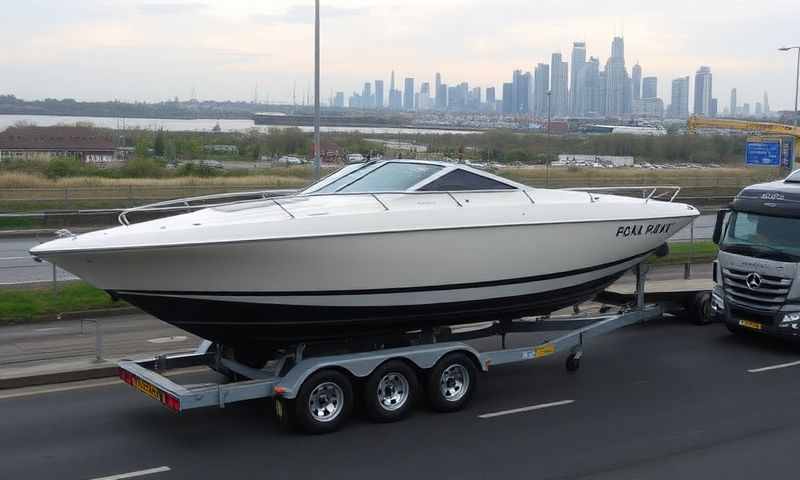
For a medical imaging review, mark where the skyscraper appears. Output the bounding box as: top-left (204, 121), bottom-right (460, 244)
top-left (632, 63), bottom-right (642, 101)
top-left (693, 66), bottom-right (713, 115)
top-left (604, 37), bottom-right (629, 116)
top-left (576, 56), bottom-right (602, 116)
top-left (502, 82), bottom-right (513, 114)
top-left (533, 63), bottom-right (550, 117)
top-left (511, 70), bottom-right (530, 113)
top-left (570, 42), bottom-right (586, 115)
top-left (374, 80), bottom-right (384, 108)
top-left (642, 76), bottom-right (657, 99)
top-left (670, 76), bottom-right (690, 118)
top-left (334, 91), bottom-right (344, 108)
top-left (730, 88), bottom-right (737, 117)
top-left (403, 78), bottom-right (415, 110)
top-left (486, 86), bottom-right (496, 105)
top-left (434, 73), bottom-right (443, 110)
top-left (436, 83), bottom-right (448, 110)
top-left (362, 82), bottom-right (373, 108)
top-left (419, 82), bottom-right (431, 110)
top-left (551, 53), bottom-right (568, 116)
top-left (763, 92), bottom-right (770, 113)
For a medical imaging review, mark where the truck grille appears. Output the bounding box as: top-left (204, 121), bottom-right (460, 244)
top-left (723, 268), bottom-right (792, 312)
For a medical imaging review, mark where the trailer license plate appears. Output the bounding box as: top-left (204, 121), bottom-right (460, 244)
top-left (739, 320), bottom-right (763, 331)
top-left (132, 376), bottom-right (163, 401)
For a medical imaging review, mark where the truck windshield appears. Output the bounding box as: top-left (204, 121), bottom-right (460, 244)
top-left (720, 211), bottom-right (800, 262)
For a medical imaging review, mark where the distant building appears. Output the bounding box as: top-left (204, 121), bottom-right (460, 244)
top-left (533, 63), bottom-right (550, 117)
top-left (374, 80), bottom-right (384, 108)
top-left (334, 92), bottom-right (345, 108)
top-left (632, 63), bottom-right (642, 101)
top-left (502, 82), bottom-right (513, 114)
top-left (730, 88), bottom-right (737, 117)
top-left (634, 98), bottom-right (665, 118)
top-left (604, 37), bottom-right (630, 116)
top-left (436, 83), bottom-right (448, 109)
top-left (512, 70), bottom-right (530, 114)
top-left (569, 42), bottom-right (586, 115)
top-left (763, 92), bottom-right (770, 113)
top-left (486, 87), bottom-right (496, 109)
top-left (669, 76), bottom-right (690, 118)
top-left (693, 66), bottom-right (713, 115)
top-left (710, 98), bottom-right (718, 117)
top-left (755, 102), bottom-right (763, 115)
top-left (550, 53), bottom-right (568, 116)
top-left (743, 103), bottom-right (751, 116)
top-left (0, 126), bottom-right (116, 163)
top-left (403, 78), bottom-right (415, 111)
top-left (362, 82), bottom-right (373, 108)
top-left (642, 76), bottom-right (657, 99)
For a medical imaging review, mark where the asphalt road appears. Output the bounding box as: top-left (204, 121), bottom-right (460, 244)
top-left (0, 236), bottom-right (76, 284)
top-left (1, 317), bottom-right (799, 480)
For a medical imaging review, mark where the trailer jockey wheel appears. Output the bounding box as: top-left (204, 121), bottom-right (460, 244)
top-left (294, 369), bottom-right (354, 434)
top-left (272, 397), bottom-right (294, 432)
top-left (566, 353), bottom-right (581, 372)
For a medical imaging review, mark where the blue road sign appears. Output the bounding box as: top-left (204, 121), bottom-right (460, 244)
top-left (746, 139), bottom-right (781, 166)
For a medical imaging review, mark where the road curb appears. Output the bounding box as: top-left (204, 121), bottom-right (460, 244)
top-left (0, 364), bottom-right (119, 390)
top-left (0, 307), bottom-right (141, 326)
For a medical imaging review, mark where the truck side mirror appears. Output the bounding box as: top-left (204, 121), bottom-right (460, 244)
top-left (712, 208), bottom-right (730, 245)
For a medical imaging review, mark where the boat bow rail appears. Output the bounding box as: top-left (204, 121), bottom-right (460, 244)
top-left (564, 186), bottom-right (682, 203)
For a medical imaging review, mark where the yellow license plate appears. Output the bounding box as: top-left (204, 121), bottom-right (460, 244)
top-left (132, 376), bottom-right (163, 401)
top-left (739, 320), bottom-right (763, 331)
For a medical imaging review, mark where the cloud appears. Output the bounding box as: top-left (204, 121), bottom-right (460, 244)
top-left (250, 5), bottom-right (363, 25)
top-left (137, 2), bottom-right (208, 16)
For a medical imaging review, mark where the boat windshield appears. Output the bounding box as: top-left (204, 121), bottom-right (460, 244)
top-left (720, 211), bottom-right (800, 262)
top-left (309, 162), bottom-right (444, 194)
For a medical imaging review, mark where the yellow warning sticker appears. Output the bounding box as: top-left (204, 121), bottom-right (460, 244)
top-left (535, 344), bottom-right (556, 357)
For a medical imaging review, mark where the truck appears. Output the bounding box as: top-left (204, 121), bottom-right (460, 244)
top-left (710, 169), bottom-right (800, 336)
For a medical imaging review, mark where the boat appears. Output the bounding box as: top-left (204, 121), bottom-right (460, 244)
top-left (30, 160), bottom-right (699, 350)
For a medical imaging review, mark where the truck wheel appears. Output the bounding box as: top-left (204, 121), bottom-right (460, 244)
top-left (364, 360), bottom-right (419, 423)
top-left (294, 369), bottom-right (353, 434)
top-left (427, 352), bottom-right (478, 413)
top-left (690, 292), bottom-right (713, 325)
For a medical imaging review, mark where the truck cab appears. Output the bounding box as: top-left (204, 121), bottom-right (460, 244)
top-left (711, 170), bottom-right (800, 336)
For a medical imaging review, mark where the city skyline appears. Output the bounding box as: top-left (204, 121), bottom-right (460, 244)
top-left (0, 0), bottom-right (797, 111)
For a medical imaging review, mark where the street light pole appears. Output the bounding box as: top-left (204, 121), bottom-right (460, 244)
top-left (779, 46), bottom-right (800, 171)
top-left (313, 0), bottom-right (321, 179)
top-left (546, 90), bottom-right (552, 186)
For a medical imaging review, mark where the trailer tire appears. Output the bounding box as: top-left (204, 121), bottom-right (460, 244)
top-left (363, 360), bottom-right (419, 423)
top-left (427, 352), bottom-right (478, 413)
top-left (294, 369), bottom-right (353, 434)
top-left (690, 292), bottom-right (713, 325)
top-left (566, 354), bottom-right (581, 372)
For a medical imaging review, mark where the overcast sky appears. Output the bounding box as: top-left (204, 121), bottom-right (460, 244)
top-left (1, 0), bottom-right (798, 110)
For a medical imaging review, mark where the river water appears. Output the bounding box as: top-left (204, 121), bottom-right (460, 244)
top-left (0, 114), bottom-right (475, 135)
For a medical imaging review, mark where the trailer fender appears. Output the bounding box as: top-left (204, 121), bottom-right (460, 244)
top-left (273, 342), bottom-right (483, 399)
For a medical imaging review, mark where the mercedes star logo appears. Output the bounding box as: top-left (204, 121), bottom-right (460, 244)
top-left (745, 272), bottom-right (762, 290)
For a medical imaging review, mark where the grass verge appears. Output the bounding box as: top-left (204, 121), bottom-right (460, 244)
top-left (649, 240), bottom-right (718, 265)
top-left (0, 281), bottom-right (126, 325)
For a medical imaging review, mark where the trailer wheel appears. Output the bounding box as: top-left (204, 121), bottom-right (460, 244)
top-left (427, 353), bottom-right (478, 413)
top-left (294, 369), bottom-right (353, 434)
top-left (364, 360), bottom-right (419, 423)
top-left (690, 292), bottom-right (713, 326)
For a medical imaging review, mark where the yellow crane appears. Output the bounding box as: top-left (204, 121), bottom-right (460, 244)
top-left (687, 115), bottom-right (799, 168)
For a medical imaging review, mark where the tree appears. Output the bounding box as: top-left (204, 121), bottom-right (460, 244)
top-left (153, 130), bottom-right (166, 157)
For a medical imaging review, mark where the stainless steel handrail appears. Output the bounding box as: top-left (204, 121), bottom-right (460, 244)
top-left (563, 186), bottom-right (682, 203)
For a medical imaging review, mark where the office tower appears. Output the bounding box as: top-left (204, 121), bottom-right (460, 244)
top-left (436, 83), bottom-right (448, 109)
top-left (730, 88), bottom-right (737, 117)
top-left (669, 76), bottom-right (690, 118)
top-left (403, 78), bottom-right (415, 110)
top-left (632, 63), bottom-right (642, 101)
top-left (743, 103), bottom-right (750, 116)
top-left (533, 63), bottom-right (550, 117)
top-left (763, 92), bottom-right (770, 113)
top-left (434, 73), bottom-right (443, 109)
top-left (486, 86), bottom-right (496, 105)
top-left (642, 76), bottom-right (657, 99)
top-left (604, 37), bottom-right (629, 116)
top-left (755, 102), bottom-right (763, 115)
top-left (334, 91), bottom-right (344, 108)
top-left (390, 70), bottom-right (395, 94)
top-left (693, 66), bottom-right (713, 115)
top-left (374, 80), bottom-right (384, 108)
top-left (551, 53), bottom-right (568, 116)
top-left (502, 82), bottom-right (513, 114)
top-left (710, 98), bottom-right (718, 116)
top-left (576, 56), bottom-right (601, 116)
top-left (362, 82), bottom-right (373, 108)
top-left (419, 82), bottom-right (431, 110)
top-left (570, 42), bottom-right (586, 115)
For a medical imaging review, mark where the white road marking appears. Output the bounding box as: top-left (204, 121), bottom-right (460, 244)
top-left (90, 466), bottom-right (170, 480)
top-left (748, 359), bottom-right (800, 373)
top-left (478, 399), bottom-right (575, 419)
top-left (0, 366), bottom-right (209, 400)
top-left (147, 336), bottom-right (188, 344)
top-left (34, 327), bottom-right (65, 333)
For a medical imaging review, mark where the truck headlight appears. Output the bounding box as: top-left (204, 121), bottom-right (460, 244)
top-left (781, 312), bottom-right (800, 324)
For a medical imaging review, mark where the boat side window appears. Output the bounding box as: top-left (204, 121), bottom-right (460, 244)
top-left (311, 163), bottom-right (381, 193)
top-left (787, 171), bottom-right (800, 183)
top-left (418, 169), bottom-right (516, 191)
top-left (336, 163), bottom-right (443, 193)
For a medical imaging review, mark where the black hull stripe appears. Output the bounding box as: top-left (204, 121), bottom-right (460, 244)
top-left (116, 248), bottom-right (654, 297)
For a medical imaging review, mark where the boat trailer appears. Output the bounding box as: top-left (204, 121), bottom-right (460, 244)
top-left (117, 264), bottom-right (680, 433)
